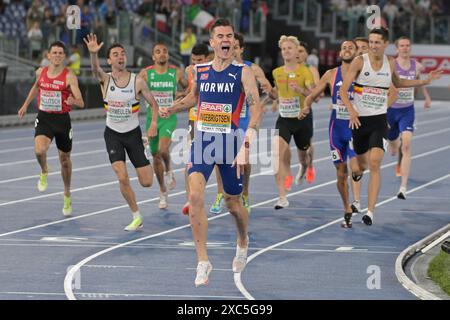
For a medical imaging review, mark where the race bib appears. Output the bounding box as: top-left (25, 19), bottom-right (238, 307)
top-left (197, 102), bottom-right (232, 133)
top-left (333, 103), bottom-right (350, 120)
top-left (107, 100), bottom-right (132, 123)
top-left (40, 90), bottom-right (62, 112)
top-left (153, 91), bottom-right (174, 108)
top-left (396, 87), bottom-right (414, 105)
top-left (359, 87), bottom-right (388, 110)
top-left (279, 97), bottom-right (300, 118)
top-left (331, 149), bottom-right (341, 162)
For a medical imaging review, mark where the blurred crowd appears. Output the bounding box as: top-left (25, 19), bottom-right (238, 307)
top-left (0, 0), bottom-right (268, 62)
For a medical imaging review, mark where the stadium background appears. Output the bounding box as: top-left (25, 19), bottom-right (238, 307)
top-left (0, 0), bottom-right (449, 116)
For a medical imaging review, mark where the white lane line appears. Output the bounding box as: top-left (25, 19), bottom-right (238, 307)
top-left (234, 172), bottom-right (450, 300)
top-left (1, 120), bottom-right (449, 201)
top-left (63, 147), bottom-right (450, 300)
top-left (0, 291), bottom-right (242, 299)
top-left (1, 135), bottom-right (448, 237)
top-left (0, 156), bottom-right (318, 237)
top-left (0, 129), bottom-right (290, 183)
top-left (0, 240), bottom-right (401, 254)
top-left (0, 137), bottom-right (111, 154)
top-left (0, 150), bottom-right (105, 167)
top-left (0, 163), bottom-right (112, 184)
top-left (0, 137), bottom-right (331, 205)
top-left (2, 108), bottom-right (447, 163)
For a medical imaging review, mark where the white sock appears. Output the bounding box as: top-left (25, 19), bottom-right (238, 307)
top-left (132, 211), bottom-right (141, 219)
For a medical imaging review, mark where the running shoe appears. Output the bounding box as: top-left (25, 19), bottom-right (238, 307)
top-left (341, 212), bottom-right (353, 228)
top-left (395, 164), bottom-right (401, 177)
top-left (37, 172), bottom-right (48, 192)
top-left (242, 194), bottom-right (251, 214)
top-left (284, 175), bottom-right (294, 191)
top-left (182, 201), bottom-right (190, 216)
top-left (62, 195), bottom-right (72, 217)
top-left (362, 211), bottom-right (374, 226)
top-left (232, 236), bottom-right (249, 273)
top-left (195, 261), bottom-right (213, 287)
top-left (274, 197), bottom-right (289, 210)
top-left (159, 191), bottom-right (169, 209)
top-left (351, 200), bottom-right (361, 213)
top-left (166, 171), bottom-right (176, 190)
top-left (210, 193), bottom-right (224, 214)
top-left (124, 216), bottom-right (143, 231)
top-left (305, 166), bottom-right (315, 184)
top-left (397, 186), bottom-right (406, 200)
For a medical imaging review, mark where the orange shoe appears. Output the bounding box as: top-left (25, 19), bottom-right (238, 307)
top-left (284, 175), bottom-right (294, 191)
top-left (306, 167), bottom-right (315, 184)
top-left (182, 202), bottom-right (189, 216)
top-left (395, 164), bottom-right (401, 177)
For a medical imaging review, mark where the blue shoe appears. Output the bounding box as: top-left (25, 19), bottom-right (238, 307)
top-left (209, 193), bottom-right (224, 214)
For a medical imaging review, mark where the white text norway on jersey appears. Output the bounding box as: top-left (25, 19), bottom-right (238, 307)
top-left (199, 82), bottom-right (235, 93)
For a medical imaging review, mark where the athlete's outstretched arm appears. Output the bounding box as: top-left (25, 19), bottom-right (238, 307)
top-left (340, 56), bottom-right (363, 129)
top-left (417, 61), bottom-right (432, 108)
top-left (301, 69), bottom-right (334, 118)
top-left (163, 69), bottom-right (198, 117)
top-left (66, 71), bottom-right (85, 108)
top-left (136, 77), bottom-right (158, 138)
top-left (83, 33), bottom-right (108, 84)
top-left (251, 63), bottom-right (272, 94)
top-left (390, 57), bottom-right (443, 88)
top-left (18, 68), bottom-right (42, 118)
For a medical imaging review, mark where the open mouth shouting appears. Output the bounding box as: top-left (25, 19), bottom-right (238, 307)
top-left (221, 44), bottom-right (231, 56)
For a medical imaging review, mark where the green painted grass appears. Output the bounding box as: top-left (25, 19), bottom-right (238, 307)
top-left (428, 250), bottom-right (450, 296)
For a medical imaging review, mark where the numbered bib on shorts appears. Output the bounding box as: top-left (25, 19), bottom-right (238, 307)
top-left (40, 90), bottom-right (62, 112)
top-left (153, 91), bottom-right (174, 108)
top-left (331, 149), bottom-right (342, 162)
top-left (107, 100), bottom-right (132, 123)
top-left (333, 103), bottom-right (350, 120)
top-left (197, 102), bottom-right (232, 133)
top-left (359, 87), bottom-right (388, 110)
top-left (279, 97), bottom-right (300, 118)
top-left (396, 87), bottom-right (414, 105)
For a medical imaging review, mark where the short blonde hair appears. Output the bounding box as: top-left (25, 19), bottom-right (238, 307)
top-left (278, 35), bottom-right (300, 48)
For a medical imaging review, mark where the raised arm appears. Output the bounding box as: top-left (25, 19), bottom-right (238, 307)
top-left (18, 68), bottom-right (42, 118)
top-left (300, 69), bottom-right (334, 119)
top-left (83, 33), bottom-right (108, 84)
top-left (305, 69), bottom-right (334, 108)
top-left (390, 57), bottom-right (442, 88)
top-left (340, 56), bottom-right (363, 129)
top-left (66, 71), bottom-right (85, 108)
